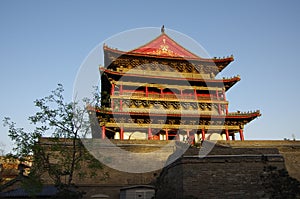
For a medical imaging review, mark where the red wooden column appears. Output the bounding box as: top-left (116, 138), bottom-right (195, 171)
top-left (201, 128), bottom-right (205, 141)
top-left (160, 88), bottom-right (164, 98)
top-left (120, 84), bottom-right (123, 95)
top-left (194, 89), bottom-right (197, 100)
top-left (190, 132), bottom-right (195, 145)
top-left (225, 128), bottom-right (230, 141)
top-left (148, 127), bottom-right (152, 140)
top-left (222, 89), bottom-right (226, 100)
top-left (111, 99), bottom-right (114, 110)
top-left (239, 129), bottom-right (245, 141)
top-left (120, 100), bottom-right (123, 111)
top-left (111, 84), bottom-right (115, 95)
top-left (165, 129), bottom-right (169, 141)
top-left (101, 126), bottom-right (106, 139)
top-left (145, 85), bottom-right (148, 97)
top-left (216, 90), bottom-right (221, 115)
top-left (186, 130), bottom-right (195, 143)
top-left (111, 84), bottom-right (115, 110)
top-left (186, 129), bottom-right (190, 138)
top-left (222, 89), bottom-right (228, 115)
top-left (120, 84), bottom-right (123, 111)
top-left (120, 127), bottom-right (124, 140)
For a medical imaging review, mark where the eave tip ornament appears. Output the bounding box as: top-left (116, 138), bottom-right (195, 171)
top-left (161, 25), bottom-right (165, 33)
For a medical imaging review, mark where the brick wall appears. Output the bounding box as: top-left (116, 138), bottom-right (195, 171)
top-left (155, 143), bottom-right (287, 199)
top-left (37, 139), bottom-right (300, 199)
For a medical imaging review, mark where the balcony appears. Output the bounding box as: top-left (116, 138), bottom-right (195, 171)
top-left (113, 91), bottom-right (223, 101)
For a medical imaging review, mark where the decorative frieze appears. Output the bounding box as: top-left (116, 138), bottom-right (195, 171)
top-left (107, 56), bottom-right (222, 76)
top-left (111, 98), bottom-right (223, 113)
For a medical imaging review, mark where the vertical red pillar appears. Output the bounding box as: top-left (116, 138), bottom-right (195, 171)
top-left (101, 126), bottom-right (106, 139)
top-left (201, 128), bottom-right (205, 141)
top-left (190, 133), bottom-right (195, 145)
top-left (120, 84), bottom-right (123, 111)
top-left (120, 127), bottom-right (124, 140)
top-left (160, 88), bottom-right (164, 98)
top-left (148, 127), bottom-right (152, 140)
top-left (111, 84), bottom-right (115, 96)
top-left (186, 130), bottom-right (190, 137)
top-left (111, 99), bottom-right (114, 110)
top-left (180, 89), bottom-right (183, 99)
top-left (165, 129), bottom-right (168, 141)
top-left (239, 129), bottom-right (244, 141)
top-left (145, 86), bottom-right (148, 97)
top-left (120, 99), bottom-right (123, 111)
top-left (222, 89), bottom-right (227, 100)
top-left (194, 89), bottom-right (197, 100)
top-left (186, 130), bottom-right (191, 143)
top-left (225, 128), bottom-right (230, 141)
top-left (216, 90), bottom-right (221, 115)
top-left (111, 84), bottom-right (114, 110)
top-left (110, 84), bottom-right (115, 110)
top-left (222, 89), bottom-right (228, 115)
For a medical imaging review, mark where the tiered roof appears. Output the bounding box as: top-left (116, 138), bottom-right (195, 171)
top-left (103, 32), bottom-right (234, 75)
top-left (95, 28), bottom-right (261, 141)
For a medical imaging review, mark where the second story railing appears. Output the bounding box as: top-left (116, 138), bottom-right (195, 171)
top-left (113, 91), bottom-right (224, 101)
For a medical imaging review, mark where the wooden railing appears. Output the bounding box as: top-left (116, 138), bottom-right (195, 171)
top-left (114, 92), bottom-right (223, 101)
top-left (122, 68), bottom-right (211, 79)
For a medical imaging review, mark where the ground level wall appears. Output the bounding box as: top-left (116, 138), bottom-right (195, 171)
top-left (156, 140), bottom-right (300, 199)
top-left (217, 140), bottom-right (300, 181)
top-left (3, 140), bottom-right (299, 199)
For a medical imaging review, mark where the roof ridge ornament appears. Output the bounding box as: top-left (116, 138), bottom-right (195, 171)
top-left (161, 25), bottom-right (165, 33)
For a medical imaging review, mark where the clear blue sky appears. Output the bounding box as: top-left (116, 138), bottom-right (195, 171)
top-left (1, 0), bottom-right (300, 153)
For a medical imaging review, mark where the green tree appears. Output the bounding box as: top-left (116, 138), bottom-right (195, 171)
top-left (3, 84), bottom-right (105, 198)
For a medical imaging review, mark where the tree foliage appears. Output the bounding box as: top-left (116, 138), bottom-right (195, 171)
top-left (3, 84), bottom-right (105, 197)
